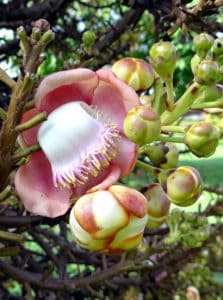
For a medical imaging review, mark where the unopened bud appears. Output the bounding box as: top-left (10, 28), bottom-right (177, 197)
top-left (124, 106), bottom-right (161, 146)
top-left (185, 121), bottom-right (220, 157)
top-left (193, 33), bottom-right (214, 59)
top-left (166, 166), bottom-right (203, 207)
top-left (112, 57), bottom-right (154, 91)
top-left (149, 41), bottom-right (177, 80)
top-left (69, 185), bottom-right (148, 253)
top-left (195, 60), bottom-right (220, 85)
top-left (143, 183), bottom-right (170, 229)
top-left (143, 142), bottom-right (179, 169)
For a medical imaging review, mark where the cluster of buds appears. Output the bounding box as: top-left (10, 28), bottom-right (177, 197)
top-left (14, 30), bottom-right (223, 254)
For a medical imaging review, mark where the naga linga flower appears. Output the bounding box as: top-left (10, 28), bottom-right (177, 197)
top-left (38, 101), bottom-right (120, 189)
top-left (15, 68), bottom-right (140, 218)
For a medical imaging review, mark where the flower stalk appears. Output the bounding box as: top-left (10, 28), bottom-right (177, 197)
top-left (16, 112), bottom-right (47, 132)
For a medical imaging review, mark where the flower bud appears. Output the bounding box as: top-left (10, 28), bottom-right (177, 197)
top-left (124, 106), bottom-right (161, 146)
top-left (212, 38), bottom-right (223, 57)
top-left (143, 142), bottom-right (179, 169)
top-left (185, 121), bottom-right (220, 157)
top-left (143, 183), bottom-right (170, 229)
top-left (139, 95), bottom-right (153, 106)
top-left (69, 185), bottom-right (148, 253)
top-left (149, 41), bottom-right (177, 80)
top-left (166, 166), bottom-right (203, 207)
top-left (82, 30), bottom-right (95, 48)
top-left (195, 60), bottom-right (220, 85)
top-left (191, 54), bottom-right (201, 75)
top-left (112, 57), bottom-right (154, 91)
top-left (193, 33), bottom-right (214, 59)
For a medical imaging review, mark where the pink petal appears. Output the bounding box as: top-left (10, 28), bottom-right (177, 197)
top-left (93, 69), bottom-right (140, 132)
top-left (15, 152), bottom-right (72, 218)
top-left (20, 108), bottom-right (41, 146)
top-left (73, 164), bottom-right (121, 198)
top-left (86, 164), bottom-right (121, 193)
top-left (112, 134), bottom-right (138, 177)
top-left (35, 69), bottom-right (99, 114)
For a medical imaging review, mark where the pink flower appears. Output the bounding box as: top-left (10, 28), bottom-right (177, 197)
top-left (15, 68), bottom-right (140, 218)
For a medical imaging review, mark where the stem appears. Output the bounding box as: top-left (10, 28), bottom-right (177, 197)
top-left (0, 67), bottom-right (16, 89)
top-left (12, 143), bottom-right (41, 161)
top-left (161, 125), bottom-right (185, 133)
top-left (191, 98), bottom-right (223, 109)
top-left (0, 185), bottom-right (12, 202)
top-left (153, 77), bottom-right (163, 112)
top-left (15, 112), bottom-right (47, 132)
top-left (165, 78), bottom-right (174, 111)
top-left (157, 134), bottom-right (184, 143)
top-left (136, 160), bottom-right (159, 174)
top-left (193, 84), bottom-right (223, 104)
top-left (160, 82), bottom-right (203, 125)
top-left (0, 25), bottom-right (54, 189)
top-left (0, 230), bottom-right (25, 242)
top-left (0, 108), bottom-right (7, 121)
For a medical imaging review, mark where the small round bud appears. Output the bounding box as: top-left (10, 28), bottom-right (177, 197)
top-left (149, 41), bottom-right (177, 80)
top-left (212, 38), bottom-right (223, 57)
top-left (195, 60), bottom-right (220, 85)
top-left (193, 33), bottom-right (214, 59)
top-left (166, 166), bottom-right (203, 207)
top-left (143, 183), bottom-right (170, 229)
top-left (69, 185), bottom-right (148, 253)
top-left (112, 57), bottom-right (154, 91)
top-left (139, 95), bottom-right (153, 106)
top-left (191, 54), bottom-right (201, 75)
top-left (143, 142), bottom-right (179, 169)
top-left (185, 121), bottom-right (220, 157)
top-left (124, 106), bottom-right (161, 146)
top-left (82, 30), bottom-right (95, 49)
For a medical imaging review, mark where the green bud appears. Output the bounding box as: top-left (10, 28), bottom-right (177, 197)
top-left (212, 38), bottom-right (223, 57)
top-left (166, 166), bottom-right (203, 207)
top-left (143, 183), bottom-right (170, 229)
top-left (193, 33), bottom-right (214, 59)
top-left (143, 142), bottom-right (179, 169)
top-left (112, 57), bottom-right (154, 91)
top-left (191, 54), bottom-right (201, 75)
top-left (82, 30), bottom-right (95, 49)
top-left (185, 121), bottom-right (220, 157)
top-left (195, 60), bottom-right (220, 85)
top-left (124, 106), bottom-right (161, 146)
top-left (149, 41), bottom-right (177, 81)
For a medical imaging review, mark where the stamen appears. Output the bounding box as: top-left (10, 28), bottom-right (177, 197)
top-left (38, 101), bottom-right (120, 189)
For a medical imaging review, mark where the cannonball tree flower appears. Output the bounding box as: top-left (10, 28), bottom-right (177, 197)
top-left (69, 185), bottom-right (148, 253)
top-left (15, 69), bottom-right (140, 218)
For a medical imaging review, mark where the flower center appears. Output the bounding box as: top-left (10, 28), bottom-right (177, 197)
top-left (38, 101), bottom-right (120, 188)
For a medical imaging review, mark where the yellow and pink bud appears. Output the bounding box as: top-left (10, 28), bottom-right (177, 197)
top-left (112, 57), bottom-right (154, 91)
top-left (166, 166), bottom-right (203, 207)
top-left (69, 185), bottom-right (148, 253)
top-left (124, 106), bottom-right (161, 146)
top-left (143, 183), bottom-right (170, 229)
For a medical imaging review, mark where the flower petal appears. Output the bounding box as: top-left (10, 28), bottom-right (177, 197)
top-left (19, 108), bottom-right (41, 146)
top-left (93, 69), bottom-right (140, 132)
top-left (112, 134), bottom-right (138, 177)
top-left (72, 164), bottom-right (120, 198)
top-left (15, 152), bottom-right (72, 218)
top-left (35, 69), bottom-right (99, 114)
